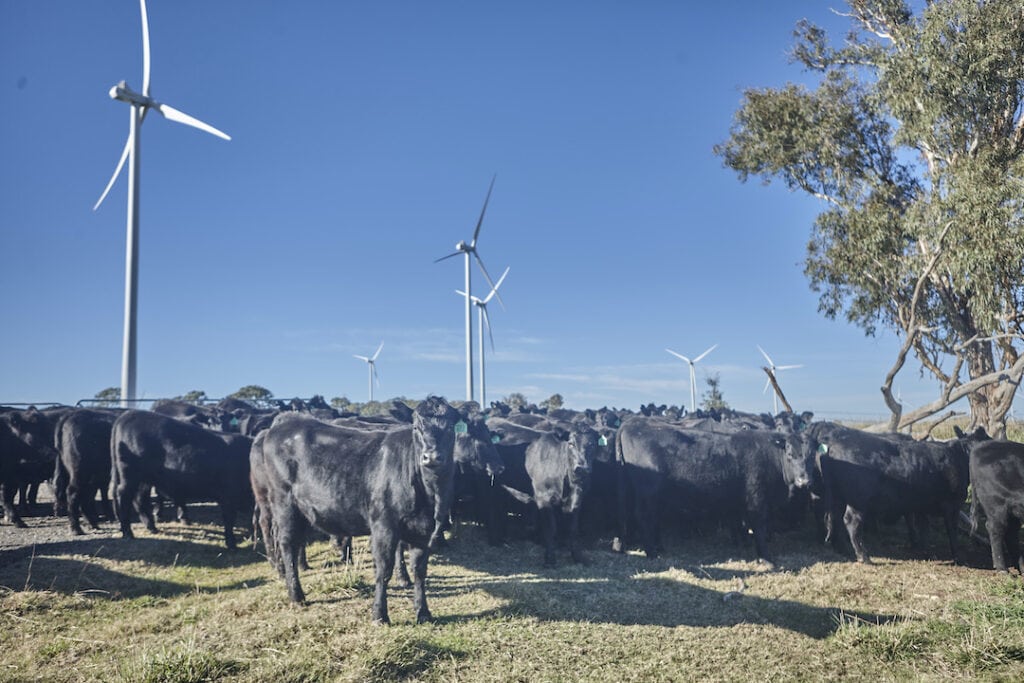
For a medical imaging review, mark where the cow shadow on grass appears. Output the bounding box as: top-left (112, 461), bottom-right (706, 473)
top-left (426, 527), bottom-right (901, 639)
top-left (0, 550), bottom-right (268, 600)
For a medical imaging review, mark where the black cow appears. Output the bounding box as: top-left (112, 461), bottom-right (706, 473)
top-left (151, 399), bottom-right (234, 432)
top-left (802, 423), bottom-right (988, 564)
top-left (52, 408), bottom-right (118, 535)
top-left (500, 422), bottom-right (602, 566)
top-left (258, 396), bottom-right (461, 624)
top-left (969, 439), bottom-right (1024, 574)
top-left (1, 412), bottom-right (51, 526)
top-left (111, 410), bottom-right (254, 548)
top-left (0, 407), bottom-right (64, 524)
top-left (613, 416), bottom-right (811, 565)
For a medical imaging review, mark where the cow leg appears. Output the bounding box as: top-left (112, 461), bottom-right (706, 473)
top-left (568, 510), bottom-right (585, 564)
top-left (115, 476), bottom-right (137, 539)
top-left (80, 484), bottom-right (102, 530)
top-left (371, 531), bottom-right (398, 625)
top-left (393, 542), bottom-right (412, 588)
top-left (749, 513), bottom-right (775, 569)
top-left (986, 514), bottom-right (1011, 572)
top-left (66, 479), bottom-right (86, 536)
top-left (941, 506), bottom-right (961, 564)
top-left (298, 544), bottom-right (310, 571)
top-left (1, 482), bottom-right (27, 528)
top-left (52, 462), bottom-right (69, 517)
top-left (1005, 517), bottom-right (1023, 575)
top-left (843, 505), bottom-right (871, 564)
top-left (99, 485), bottom-right (113, 520)
top-left (408, 545), bottom-right (433, 624)
top-left (633, 495), bottom-right (659, 559)
top-left (276, 504), bottom-right (307, 604)
top-left (539, 506), bottom-right (558, 567)
top-left (220, 504), bottom-right (238, 550)
top-left (334, 535), bottom-right (353, 564)
top-left (137, 488), bottom-right (158, 533)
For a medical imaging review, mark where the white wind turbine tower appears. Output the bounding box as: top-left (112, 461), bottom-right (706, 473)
top-left (758, 345), bottom-right (803, 414)
top-left (457, 266), bottom-right (509, 409)
top-left (354, 342), bottom-right (384, 402)
top-left (93, 0), bottom-right (231, 407)
top-left (666, 344), bottom-right (718, 413)
top-left (434, 175), bottom-right (504, 402)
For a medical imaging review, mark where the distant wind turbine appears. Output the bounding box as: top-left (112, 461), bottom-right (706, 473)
top-left (94, 0), bottom-right (230, 407)
top-left (457, 266), bottom-right (510, 409)
top-left (354, 342), bottom-right (384, 402)
top-left (666, 344), bottom-right (717, 412)
top-left (758, 345), bottom-right (803, 414)
top-left (434, 175), bottom-right (504, 401)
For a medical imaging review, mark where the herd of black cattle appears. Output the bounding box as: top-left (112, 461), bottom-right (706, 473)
top-left (1, 396), bottom-right (1023, 624)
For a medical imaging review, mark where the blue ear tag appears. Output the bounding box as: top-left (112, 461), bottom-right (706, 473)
top-left (598, 435), bottom-right (608, 447)
top-left (491, 434), bottom-right (501, 444)
top-left (454, 420), bottom-right (468, 435)
top-left (817, 443), bottom-right (829, 455)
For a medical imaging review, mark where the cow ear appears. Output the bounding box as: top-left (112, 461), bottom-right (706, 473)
top-left (953, 426), bottom-right (965, 439)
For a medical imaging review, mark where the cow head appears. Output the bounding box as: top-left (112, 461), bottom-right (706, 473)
top-left (567, 423), bottom-right (601, 477)
top-left (453, 405), bottom-right (505, 478)
top-left (4, 408), bottom-right (58, 461)
top-left (412, 396), bottom-right (460, 470)
top-left (412, 396), bottom-right (461, 549)
top-left (780, 433), bottom-right (815, 495)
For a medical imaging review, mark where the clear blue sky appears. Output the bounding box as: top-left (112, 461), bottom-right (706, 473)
top-left (0, 1), bottom-right (947, 419)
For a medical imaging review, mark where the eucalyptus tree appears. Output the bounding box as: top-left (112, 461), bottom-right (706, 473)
top-left (716, 0), bottom-right (1024, 436)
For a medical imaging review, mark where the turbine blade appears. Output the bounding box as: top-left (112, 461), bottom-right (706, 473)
top-left (474, 253), bottom-right (505, 310)
top-left (354, 355), bottom-right (369, 362)
top-left (435, 250), bottom-right (462, 263)
top-left (371, 342), bottom-right (384, 361)
top-left (93, 133), bottom-right (132, 211)
top-left (154, 102), bottom-right (231, 140)
top-left (470, 174), bottom-right (496, 248)
top-left (666, 349), bottom-right (691, 363)
top-left (140, 0), bottom-right (151, 97)
top-left (693, 344), bottom-right (718, 364)
top-left (455, 289), bottom-right (467, 297)
top-left (763, 377), bottom-right (772, 394)
top-left (482, 266), bottom-right (510, 304)
top-left (757, 345), bottom-right (774, 367)
top-left (776, 364), bottom-right (803, 371)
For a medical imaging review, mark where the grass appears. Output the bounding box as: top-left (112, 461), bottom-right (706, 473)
top-left (1, 507), bottom-right (1023, 681)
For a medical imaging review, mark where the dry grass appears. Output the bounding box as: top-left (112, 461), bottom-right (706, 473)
top-left (1, 507), bottom-right (1022, 682)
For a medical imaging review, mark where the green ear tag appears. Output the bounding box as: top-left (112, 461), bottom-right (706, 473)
top-left (817, 443), bottom-right (829, 455)
top-left (454, 420), bottom-right (468, 435)
top-left (598, 435), bottom-right (608, 447)
top-left (491, 434), bottom-right (501, 444)
top-left (230, 417), bottom-right (240, 427)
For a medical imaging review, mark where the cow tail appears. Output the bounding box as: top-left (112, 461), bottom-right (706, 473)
top-left (109, 425), bottom-right (121, 522)
top-left (52, 416), bottom-right (68, 514)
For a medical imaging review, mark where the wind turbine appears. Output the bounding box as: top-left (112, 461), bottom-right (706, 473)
top-left (94, 0), bottom-right (231, 407)
top-left (757, 345), bottom-right (803, 414)
top-left (434, 175), bottom-right (504, 402)
top-left (354, 342), bottom-right (384, 402)
top-left (666, 344), bottom-right (718, 412)
top-left (457, 266), bottom-right (509, 409)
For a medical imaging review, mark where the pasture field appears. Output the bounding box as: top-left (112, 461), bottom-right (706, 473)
top-left (1, 505), bottom-right (1023, 682)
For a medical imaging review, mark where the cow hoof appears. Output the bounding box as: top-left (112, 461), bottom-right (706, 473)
top-left (373, 616), bottom-right (391, 626)
top-left (71, 527), bottom-right (85, 537)
top-left (416, 610), bottom-right (433, 624)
